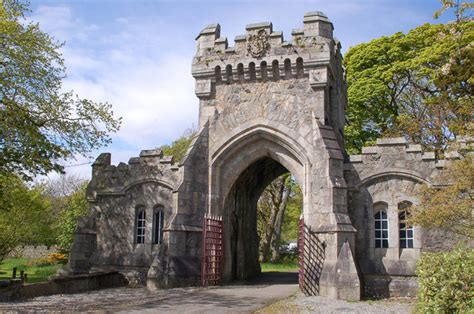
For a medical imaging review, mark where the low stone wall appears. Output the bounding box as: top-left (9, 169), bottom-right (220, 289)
top-left (364, 275), bottom-right (418, 299)
top-left (8, 246), bottom-right (60, 259)
top-left (0, 271), bottom-right (127, 302)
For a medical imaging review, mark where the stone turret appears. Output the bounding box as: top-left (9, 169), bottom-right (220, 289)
top-left (192, 11), bottom-right (346, 150)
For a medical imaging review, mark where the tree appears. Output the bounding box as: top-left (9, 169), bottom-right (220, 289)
top-left (54, 181), bottom-right (89, 252)
top-left (0, 173), bottom-right (54, 260)
top-left (0, 1), bottom-right (121, 180)
top-left (409, 155), bottom-right (474, 239)
top-left (344, 17), bottom-right (473, 155)
top-left (159, 127), bottom-right (197, 163)
top-left (257, 175), bottom-right (302, 263)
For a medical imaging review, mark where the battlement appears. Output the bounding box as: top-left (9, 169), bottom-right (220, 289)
top-left (347, 137), bottom-right (467, 172)
top-left (87, 150), bottom-right (180, 200)
top-left (192, 11), bottom-right (341, 98)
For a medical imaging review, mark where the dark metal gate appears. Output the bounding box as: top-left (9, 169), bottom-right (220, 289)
top-left (298, 216), bottom-right (305, 290)
top-left (201, 215), bottom-right (223, 286)
top-left (298, 216), bottom-right (326, 296)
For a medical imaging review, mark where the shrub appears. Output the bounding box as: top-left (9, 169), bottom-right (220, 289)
top-left (416, 245), bottom-right (473, 312)
top-left (47, 253), bottom-right (68, 265)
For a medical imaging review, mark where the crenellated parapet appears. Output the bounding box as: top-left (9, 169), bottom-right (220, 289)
top-left (345, 137), bottom-right (465, 189)
top-left (192, 11), bottom-right (342, 99)
top-left (86, 149), bottom-right (181, 202)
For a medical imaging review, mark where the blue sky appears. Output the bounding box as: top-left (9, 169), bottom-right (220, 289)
top-left (27, 0), bottom-right (454, 179)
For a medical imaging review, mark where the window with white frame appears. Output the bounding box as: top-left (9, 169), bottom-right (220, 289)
top-left (136, 208), bottom-right (146, 244)
top-left (398, 201), bottom-right (414, 248)
top-left (374, 202), bottom-right (389, 248)
top-left (154, 207), bottom-right (164, 245)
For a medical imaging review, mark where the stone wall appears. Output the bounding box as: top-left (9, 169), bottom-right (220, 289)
top-left (0, 271), bottom-right (126, 302)
top-left (8, 246), bottom-right (60, 259)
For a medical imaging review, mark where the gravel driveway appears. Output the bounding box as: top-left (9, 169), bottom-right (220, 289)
top-left (0, 273), bottom-right (414, 313)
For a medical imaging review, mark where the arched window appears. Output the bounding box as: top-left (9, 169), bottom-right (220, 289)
top-left (374, 202), bottom-right (388, 248)
top-left (296, 57), bottom-right (304, 77)
top-left (260, 61), bottom-right (268, 80)
top-left (136, 208), bottom-right (146, 244)
top-left (399, 201), bottom-right (414, 249)
top-left (248, 62), bottom-right (256, 81)
top-left (284, 58), bottom-right (292, 78)
top-left (154, 207), bottom-right (164, 245)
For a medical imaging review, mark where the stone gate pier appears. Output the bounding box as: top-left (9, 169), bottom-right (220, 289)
top-left (64, 11), bottom-right (469, 300)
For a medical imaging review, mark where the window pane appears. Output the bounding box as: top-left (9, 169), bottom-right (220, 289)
top-left (407, 229), bottom-right (413, 238)
top-left (382, 240), bottom-right (388, 248)
top-left (375, 230), bottom-right (381, 238)
top-left (382, 231), bottom-right (388, 238)
top-left (382, 221), bottom-right (388, 229)
top-left (375, 221), bottom-right (381, 229)
top-left (381, 211), bottom-right (387, 219)
top-left (407, 240), bottom-right (413, 248)
top-left (400, 240), bottom-right (406, 248)
top-left (375, 239), bottom-right (381, 248)
top-left (400, 230), bottom-right (406, 238)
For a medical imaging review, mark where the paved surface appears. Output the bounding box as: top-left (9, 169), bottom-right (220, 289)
top-left (0, 272), bottom-right (415, 313)
top-left (0, 273), bottom-right (299, 313)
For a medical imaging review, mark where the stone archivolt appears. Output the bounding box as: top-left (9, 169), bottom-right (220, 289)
top-left (65, 11), bottom-right (470, 301)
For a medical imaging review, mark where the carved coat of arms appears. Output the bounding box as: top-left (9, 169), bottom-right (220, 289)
top-left (247, 29), bottom-right (270, 58)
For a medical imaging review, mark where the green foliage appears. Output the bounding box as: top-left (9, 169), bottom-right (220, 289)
top-left (410, 156), bottom-right (474, 239)
top-left (416, 246), bottom-right (474, 313)
top-left (0, 0), bottom-right (121, 180)
top-left (159, 128), bottom-right (196, 163)
top-left (344, 20), bottom-right (473, 154)
top-left (0, 257), bottom-right (62, 283)
top-left (54, 182), bottom-right (89, 252)
top-left (281, 179), bottom-right (302, 244)
top-left (0, 173), bottom-right (55, 260)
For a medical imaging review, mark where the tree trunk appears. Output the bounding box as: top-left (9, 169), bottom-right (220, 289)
top-left (270, 176), bottom-right (291, 262)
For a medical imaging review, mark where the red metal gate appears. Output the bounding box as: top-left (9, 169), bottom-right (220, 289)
top-left (201, 215), bottom-right (223, 286)
top-left (298, 216), bottom-right (305, 290)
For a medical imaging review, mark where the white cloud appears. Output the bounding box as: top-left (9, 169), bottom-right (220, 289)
top-left (29, 4), bottom-right (199, 176)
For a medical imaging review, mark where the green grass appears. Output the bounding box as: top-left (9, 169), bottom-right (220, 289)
top-left (0, 258), bottom-right (62, 283)
top-left (261, 262), bottom-right (299, 272)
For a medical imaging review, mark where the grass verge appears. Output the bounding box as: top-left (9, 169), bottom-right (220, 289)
top-left (261, 262), bottom-right (299, 272)
top-left (0, 258), bottom-right (61, 283)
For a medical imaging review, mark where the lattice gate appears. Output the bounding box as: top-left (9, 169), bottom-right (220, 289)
top-left (298, 216), bottom-right (326, 296)
top-left (201, 215), bottom-right (223, 286)
top-left (298, 216), bottom-right (305, 290)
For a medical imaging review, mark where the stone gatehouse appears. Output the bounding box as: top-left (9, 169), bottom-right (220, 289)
top-left (65, 11), bottom-right (467, 300)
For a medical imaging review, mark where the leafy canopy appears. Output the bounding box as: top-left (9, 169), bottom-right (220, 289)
top-left (409, 156), bottom-right (474, 239)
top-left (0, 173), bottom-right (55, 260)
top-left (0, 0), bottom-right (121, 180)
top-left (344, 19), bottom-right (473, 154)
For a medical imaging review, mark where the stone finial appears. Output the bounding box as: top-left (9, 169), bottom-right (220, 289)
top-left (92, 153), bottom-right (111, 166)
top-left (139, 149), bottom-right (163, 158)
top-left (303, 11), bottom-right (333, 38)
top-left (195, 23), bottom-right (221, 56)
top-left (245, 22), bottom-right (273, 34)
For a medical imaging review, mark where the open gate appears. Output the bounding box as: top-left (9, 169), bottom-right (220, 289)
top-left (298, 216), bottom-right (305, 290)
top-left (298, 216), bottom-right (326, 296)
top-left (201, 215), bottom-right (223, 286)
